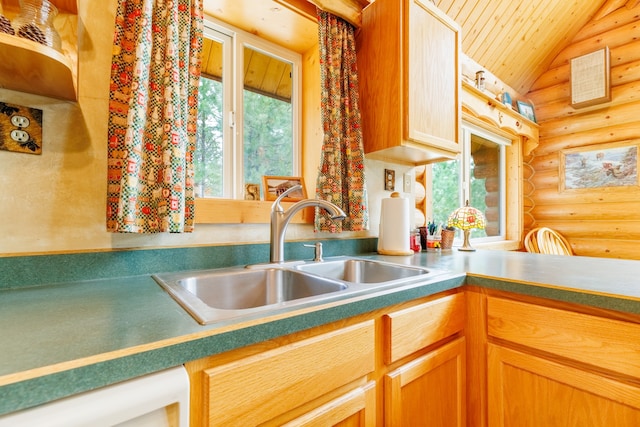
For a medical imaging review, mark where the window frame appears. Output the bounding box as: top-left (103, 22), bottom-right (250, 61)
top-left (424, 119), bottom-right (518, 247)
top-left (197, 17), bottom-right (303, 201)
top-left (461, 121), bottom-right (511, 243)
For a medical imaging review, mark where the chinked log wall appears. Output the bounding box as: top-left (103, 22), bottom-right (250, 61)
top-left (524, 4), bottom-right (640, 259)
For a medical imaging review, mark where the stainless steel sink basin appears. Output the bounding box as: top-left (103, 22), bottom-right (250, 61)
top-left (295, 258), bottom-right (429, 284)
top-left (153, 257), bottom-right (449, 325)
top-left (152, 268), bottom-right (348, 324)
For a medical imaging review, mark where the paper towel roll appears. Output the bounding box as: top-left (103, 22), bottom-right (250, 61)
top-left (378, 193), bottom-right (413, 255)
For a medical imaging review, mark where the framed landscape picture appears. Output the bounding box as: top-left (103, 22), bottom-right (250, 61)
top-left (262, 176), bottom-right (306, 201)
top-left (560, 141), bottom-right (639, 192)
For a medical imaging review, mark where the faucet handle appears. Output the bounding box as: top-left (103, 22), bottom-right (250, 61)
top-left (303, 242), bottom-right (324, 262)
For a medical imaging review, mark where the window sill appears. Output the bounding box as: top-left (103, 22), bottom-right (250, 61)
top-left (473, 240), bottom-right (521, 251)
top-left (195, 198), bottom-right (314, 224)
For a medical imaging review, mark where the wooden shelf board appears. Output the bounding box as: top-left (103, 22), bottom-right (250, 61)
top-left (0, 32), bottom-right (76, 100)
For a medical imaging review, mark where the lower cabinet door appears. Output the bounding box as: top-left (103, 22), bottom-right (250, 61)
top-left (384, 337), bottom-right (466, 426)
top-left (488, 343), bottom-right (640, 427)
top-left (282, 381), bottom-right (376, 427)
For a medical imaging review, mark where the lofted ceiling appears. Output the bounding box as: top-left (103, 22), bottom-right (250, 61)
top-left (203, 0), bottom-right (629, 96)
top-left (433, 0), bottom-right (623, 94)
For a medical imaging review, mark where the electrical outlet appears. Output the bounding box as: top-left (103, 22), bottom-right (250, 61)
top-left (10, 129), bottom-right (30, 142)
top-left (0, 101), bottom-right (43, 155)
top-left (384, 169), bottom-right (395, 191)
top-left (11, 115), bottom-right (30, 128)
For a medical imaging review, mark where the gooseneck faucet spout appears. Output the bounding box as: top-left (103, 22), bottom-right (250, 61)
top-left (270, 185), bottom-right (346, 263)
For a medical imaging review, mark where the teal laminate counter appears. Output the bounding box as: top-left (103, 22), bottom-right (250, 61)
top-left (1, 248), bottom-right (640, 416)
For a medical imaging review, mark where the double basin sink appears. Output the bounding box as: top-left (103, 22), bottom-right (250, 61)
top-left (153, 257), bottom-right (448, 325)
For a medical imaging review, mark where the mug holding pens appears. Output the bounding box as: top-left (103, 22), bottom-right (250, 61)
top-left (426, 222), bottom-right (442, 251)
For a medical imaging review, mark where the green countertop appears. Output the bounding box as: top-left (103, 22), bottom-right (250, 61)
top-left (1, 249), bottom-right (639, 415)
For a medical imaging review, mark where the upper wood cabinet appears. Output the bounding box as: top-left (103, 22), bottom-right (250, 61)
top-left (357, 0), bottom-right (461, 165)
top-left (0, 0), bottom-right (77, 100)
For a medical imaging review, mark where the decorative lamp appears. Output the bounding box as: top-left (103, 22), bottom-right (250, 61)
top-left (447, 201), bottom-right (486, 251)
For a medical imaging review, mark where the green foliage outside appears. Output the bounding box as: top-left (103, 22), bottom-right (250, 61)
top-left (193, 76), bottom-right (293, 198)
top-left (243, 90), bottom-right (293, 189)
top-left (432, 158), bottom-right (488, 238)
top-left (194, 78), bottom-right (223, 197)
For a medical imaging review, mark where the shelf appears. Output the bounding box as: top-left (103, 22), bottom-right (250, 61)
top-left (0, 32), bottom-right (76, 100)
top-left (461, 81), bottom-right (538, 155)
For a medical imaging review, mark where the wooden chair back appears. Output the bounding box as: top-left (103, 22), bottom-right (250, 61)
top-left (524, 227), bottom-right (573, 256)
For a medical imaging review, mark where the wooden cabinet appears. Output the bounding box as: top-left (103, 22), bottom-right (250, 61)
top-left (357, 0), bottom-right (461, 165)
top-left (185, 290), bottom-right (467, 426)
top-left (185, 320), bottom-right (376, 426)
top-left (385, 337), bottom-right (466, 426)
top-left (383, 292), bottom-right (467, 426)
top-left (486, 296), bottom-right (640, 426)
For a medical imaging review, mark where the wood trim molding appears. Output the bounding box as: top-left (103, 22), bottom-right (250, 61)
top-left (278, 0), bottom-right (372, 27)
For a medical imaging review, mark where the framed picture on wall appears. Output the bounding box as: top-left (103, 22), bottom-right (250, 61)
top-left (516, 100), bottom-right (536, 123)
top-left (570, 47), bottom-right (611, 109)
top-left (559, 140), bottom-right (639, 192)
top-left (262, 176), bottom-right (306, 201)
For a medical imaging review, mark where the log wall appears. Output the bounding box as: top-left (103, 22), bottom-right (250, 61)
top-left (524, 4), bottom-right (640, 259)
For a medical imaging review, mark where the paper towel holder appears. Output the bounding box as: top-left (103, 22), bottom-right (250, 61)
top-left (378, 192), bottom-right (415, 256)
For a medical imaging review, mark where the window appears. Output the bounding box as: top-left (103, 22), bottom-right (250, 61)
top-left (427, 122), bottom-right (510, 243)
top-left (194, 19), bottom-right (301, 200)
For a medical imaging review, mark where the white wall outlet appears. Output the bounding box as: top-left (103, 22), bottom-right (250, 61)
top-left (403, 172), bottom-right (413, 194)
top-left (11, 115), bottom-right (30, 128)
top-left (10, 129), bottom-right (30, 142)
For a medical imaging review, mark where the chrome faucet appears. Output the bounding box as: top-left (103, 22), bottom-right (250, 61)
top-left (270, 185), bottom-right (346, 263)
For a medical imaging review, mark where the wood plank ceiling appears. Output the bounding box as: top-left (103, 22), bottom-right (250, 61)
top-left (203, 0), bottom-right (625, 96)
top-left (434, 0), bottom-right (614, 94)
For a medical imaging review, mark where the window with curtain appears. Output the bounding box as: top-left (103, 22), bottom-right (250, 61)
top-left (193, 19), bottom-right (301, 200)
top-left (428, 122), bottom-right (510, 242)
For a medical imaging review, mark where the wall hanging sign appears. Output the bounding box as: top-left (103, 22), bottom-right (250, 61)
top-left (262, 176), bottom-right (306, 201)
top-left (570, 46), bottom-right (611, 109)
top-left (559, 140), bottom-right (639, 192)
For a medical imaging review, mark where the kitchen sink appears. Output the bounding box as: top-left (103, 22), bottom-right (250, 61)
top-left (152, 268), bottom-right (348, 324)
top-left (295, 258), bottom-right (430, 284)
top-left (153, 257), bottom-right (449, 325)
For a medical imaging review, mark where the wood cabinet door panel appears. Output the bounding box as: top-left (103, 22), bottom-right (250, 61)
top-left (488, 343), bottom-right (640, 427)
top-left (406, 0), bottom-right (460, 152)
top-left (384, 337), bottom-right (466, 426)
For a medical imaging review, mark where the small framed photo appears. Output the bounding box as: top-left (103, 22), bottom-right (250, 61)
top-left (244, 183), bottom-right (260, 200)
top-left (262, 176), bottom-right (307, 201)
top-left (516, 100), bottom-right (536, 123)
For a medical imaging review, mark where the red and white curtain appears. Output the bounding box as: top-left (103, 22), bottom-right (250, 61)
top-left (315, 10), bottom-right (369, 233)
top-left (106, 0), bottom-right (203, 233)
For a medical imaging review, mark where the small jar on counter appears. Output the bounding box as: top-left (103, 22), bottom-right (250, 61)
top-left (410, 229), bottom-right (421, 253)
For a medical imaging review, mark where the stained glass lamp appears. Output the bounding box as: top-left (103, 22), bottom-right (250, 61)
top-left (447, 201), bottom-right (486, 251)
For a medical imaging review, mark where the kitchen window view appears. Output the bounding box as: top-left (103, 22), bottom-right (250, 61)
top-left (429, 123), bottom-right (509, 241)
top-left (194, 21), bottom-right (300, 200)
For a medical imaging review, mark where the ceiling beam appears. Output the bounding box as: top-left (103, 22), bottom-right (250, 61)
top-left (593, 0), bottom-right (627, 19)
top-left (277, 0), bottom-right (372, 27)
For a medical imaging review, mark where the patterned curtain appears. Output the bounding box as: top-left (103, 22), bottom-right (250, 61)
top-left (315, 10), bottom-right (369, 233)
top-left (106, 0), bottom-right (203, 233)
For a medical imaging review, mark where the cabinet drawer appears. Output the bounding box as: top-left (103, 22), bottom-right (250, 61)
top-left (203, 320), bottom-right (375, 426)
top-left (487, 297), bottom-right (640, 378)
top-left (383, 292), bottom-right (466, 363)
